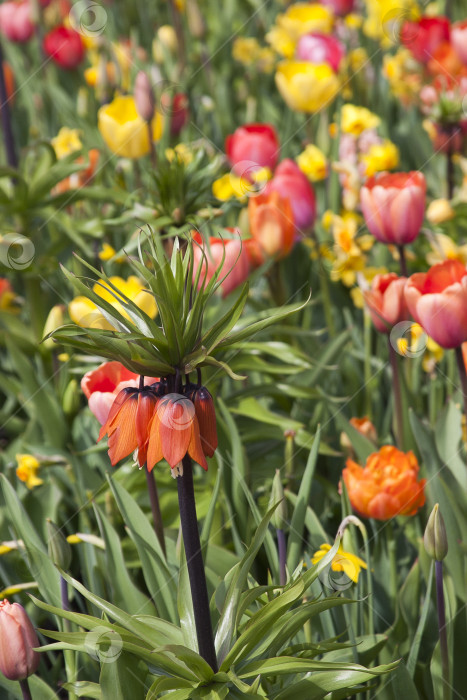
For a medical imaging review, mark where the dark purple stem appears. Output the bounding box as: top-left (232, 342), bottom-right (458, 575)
top-left (19, 679), bottom-right (32, 700)
top-left (435, 560), bottom-right (450, 700)
top-left (397, 245), bottom-right (408, 277)
top-left (0, 39), bottom-right (17, 168)
top-left (388, 339), bottom-right (405, 449)
top-left (455, 346), bottom-right (467, 432)
top-left (277, 528), bottom-right (287, 586)
top-left (178, 456), bottom-right (218, 671)
top-left (145, 466), bottom-right (167, 557)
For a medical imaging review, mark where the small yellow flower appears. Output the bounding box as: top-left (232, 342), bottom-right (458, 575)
top-left (212, 173), bottom-right (251, 201)
top-left (312, 542), bottom-right (367, 583)
top-left (345, 13), bottom-right (363, 30)
top-left (98, 243), bottom-right (117, 262)
top-left (251, 167), bottom-right (272, 185)
top-left (232, 37), bottom-right (261, 66)
top-left (361, 139), bottom-right (399, 176)
top-left (58, 353), bottom-right (69, 362)
top-left (422, 337), bottom-right (444, 373)
top-left (16, 455), bottom-right (43, 489)
top-left (341, 104), bottom-right (380, 136)
top-left (276, 61), bottom-right (340, 113)
top-left (257, 47), bottom-right (276, 73)
top-left (426, 233), bottom-right (467, 266)
top-left (426, 199), bottom-right (455, 225)
top-left (69, 276), bottom-right (157, 330)
top-left (165, 143), bottom-right (193, 165)
top-left (51, 127), bottom-right (82, 159)
top-left (98, 95), bottom-right (162, 159)
top-left (296, 144), bottom-right (328, 181)
top-left (347, 48), bottom-right (369, 73)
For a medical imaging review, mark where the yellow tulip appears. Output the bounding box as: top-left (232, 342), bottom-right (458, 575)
top-left (69, 276), bottom-right (157, 329)
top-left (296, 144), bottom-right (328, 181)
top-left (98, 95), bottom-right (162, 159)
top-left (267, 3), bottom-right (334, 57)
top-left (16, 455), bottom-right (43, 490)
top-left (341, 104), bottom-right (380, 136)
top-left (275, 61), bottom-right (340, 113)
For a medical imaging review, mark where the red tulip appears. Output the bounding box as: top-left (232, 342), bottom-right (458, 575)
top-left (296, 33), bottom-right (345, 72)
top-left (265, 159), bottom-right (316, 231)
top-left (452, 20), bottom-right (467, 65)
top-left (360, 171), bottom-right (426, 246)
top-left (166, 92), bottom-right (189, 136)
top-left (81, 361), bottom-right (157, 425)
top-left (405, 260), bottom-right (467, 349)
top-left (319, 0), bottom-right (355, 16)
top-left (401, 16), bottom-right (450, 64)
top-left (0, 600), bottom-right (40, 681)
top-left (43, 26), bottom-right (85, 70)
top-left (0, 1), bottom-right (34, 43)
top-left (192, 231), bottom-right (250, 297)
top-left (226, 123), bottom-right (279, 180)
top-left (248, 190), bottom-right (295, 260)
top-left (364, 273), bottom-right (410, 334)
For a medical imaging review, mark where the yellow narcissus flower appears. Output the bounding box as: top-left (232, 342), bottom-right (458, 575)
top-left (212, 173), bottom-right (250, 201)
top-left (165, 143), bottom-right (193, 165)
top-left (275, 61), bottom-right (340, 113)
top-left (267, 3), bottom-right (333, 57)
top-left (312, 543), bottom-right (367, 583)
top-left (341, 104), bottom-right (380, 136)
top-left (233, 37), bottom-right (261, 66)
top-left (361, 139), bottom-right (399, 176)
top-left (98, 243), bottom-right (117, 262)
top-left (98, 95), bottom-right (162, 159)
top-left (16, 455), bottom-right (43, 489)
top-left (296, 144), bottom-right (328, 181)
top-left (51, 127), bottom-right (82, 159)
top-left (426, 233), bottom-right (467, 266)
top-left (69, 276), bottom-right (157, 330)
top-left (426, 200), bottom-right (455, 225)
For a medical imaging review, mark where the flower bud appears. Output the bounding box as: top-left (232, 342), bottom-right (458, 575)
top-left (424, 503), bottom-right (448, 561)
top-left (186, 0), bottom-right (205, 39)
top-left (42, 304), bottom-right (64, 349)
top-left (193, 387), bottom-right (218, 458)
top-left (0, 600), bottom-right (40, 680)
top-left (426, 198), bottom-right (455, 225)
top-left (62, 379), bottom-right (80, 416)
top-left (46, 519), bottom-right (72, 570)
top-left (134, 70), bottom-right (155, 123)
top-left (268, 470), bottom-right (288, 531)
top-left (153, 25), bottom-right (177, 62)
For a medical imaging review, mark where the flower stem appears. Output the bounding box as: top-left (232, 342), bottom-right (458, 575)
top-left (19, 679), bottom-right (32, 700)
top-left (145, 466), bottom-right (167, 558)
top-left (397, 245), bottom-right (408, 277)
top-left (454, 346), bottom-right (467, 431)
top-left (0, 39), bottom-right (18, 169)
top-left (147, 121), bottom-right (156, 168)
top-left (435, 560), bottom-right (450, 700)
top-left (178, 456), bottom-right (217, 671)
top-left (388, 339), bottom-right (405, 449)
top-left (277, 528), bottom-right (287, 586)
top-left (446, 138), bottom-right (455, 200)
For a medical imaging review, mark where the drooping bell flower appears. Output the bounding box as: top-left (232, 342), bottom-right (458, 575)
top-left (147, 393), bottom-right (207, 472)
top-left (0, 600), bottom-right (40, 681)
top-left (192, 387), bottom-right (218, 458)
top-left (98, 385), bottom-right (159, 466)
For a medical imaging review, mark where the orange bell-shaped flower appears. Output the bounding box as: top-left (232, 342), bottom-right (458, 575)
top-left (147, 393), bottom-right (207, 472)
top-left (193, 387), bottom-right (218, 458)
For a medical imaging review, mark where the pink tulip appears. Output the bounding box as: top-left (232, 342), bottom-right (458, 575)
top-left (360, 171), bottom-right (426, 246)
top-left (225, 123), bottom-right (279, 180)
top-left (265, 159), bottom-right (316, 231)
top-left (0, 1), bottom-right (34, 43)
top-left (0, 600), bottom-right (40, 681)
top-left (192, 231), bottom-right (250, 297)
top-left (81, 361), bottom-right (157, 425)
top-left (363, 273), bottom-right (409, 334)
top-left (405, 260), bottom-right (467, 349)
top-left (452, 20), bottom-right (467, 65)
top-left (296, 33), bottom-right (345, 72)
top-left (319, 0), bottom-right (355, 16)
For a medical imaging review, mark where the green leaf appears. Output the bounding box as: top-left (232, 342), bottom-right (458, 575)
top-left (63, 682), bottom-right (102, 699)
top-left (100, 651), bottom-right (147, 700)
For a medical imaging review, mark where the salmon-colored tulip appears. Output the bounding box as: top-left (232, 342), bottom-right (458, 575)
top-left (147, 393), bottom-right (207, 471)
top-left (265, 158), bottom-right (316, 230)
top-left (452, 20), bottom-right (467, 65)
top-left (342, 445), bottom-right (426, 520)
top-left (192, 231), bottom-right (250, 297)
top-left (363, 273), bottom-right (410, 333)
top-left (360, 171), bottom-right (426, 246)
top-left (405, 259), bottom-right (467, 349)
top-left (248, 190), bottom-right (295, 260)
top-left (0, 600), bottom-right (40, 681)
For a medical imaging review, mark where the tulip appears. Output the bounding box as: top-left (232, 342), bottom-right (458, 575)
top-left (265, 159), bottom-right (316, 231)
top-left (400, 16), bottom-right (450, 64)
top-left (0, 599), bottom-right (40, 680)
top-left (426, 198), bottom-right (455, 224)
top-left (405, 260), bottom-right (467, 349)
top-left (81, 361), bottom-right (158, 425)
top-left (424, 503), bottom-right (448, 562)
top-left (275, 60), bottom-right (340, 113)
top-left (134, 70), bottom-right (155, 122)
top-left (296, 33), bottom-right (345, 72)
top-left (248, 190), bottom-right (295, 260)
top-left (192, 231), bottom-right (251, 297)
top-left (225, 124), bottom-right (279, 180)
top-left (43, 26), bottom-right (85, 70)
top-left (98, 95), bottom-right (162, 159)
top-left (161, 92), bottom-right (189, 136)
top-left (0, 1), bottom-right (34, 43)
top-left (363, 273), bottom-right (410, 334)
top-left (452, 20), bottom-right (467, 65)
top-left (319, 0), bottom-right (355, 15)
top-left (147, 393), bottom-right (207, 471)
top-left (342, 445), bottom-right (426, 520)
top-left (360, 171), bottom-right (426, 246)
top-left (267, 4), bottom-right (334, 58)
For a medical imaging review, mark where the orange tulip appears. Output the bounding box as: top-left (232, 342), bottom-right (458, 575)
top-left (147, 393), bottom-right (207, 472)
top-left (363, 272), bottom-right (410, 334)
top-left (248, 190), bottom-right (295, 260)
top-left (342, 445), bottom-right (426, 520)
